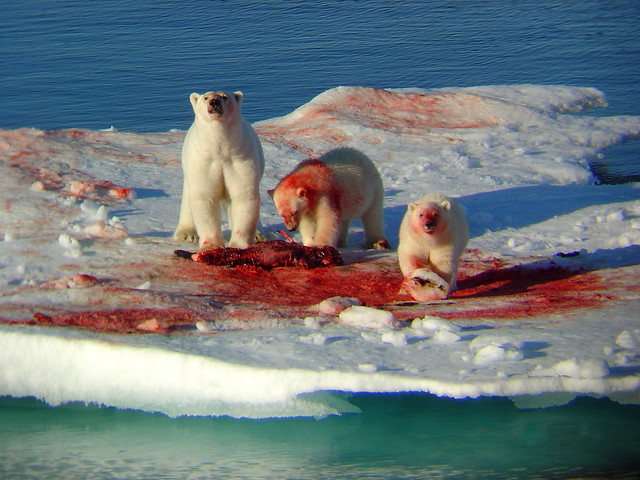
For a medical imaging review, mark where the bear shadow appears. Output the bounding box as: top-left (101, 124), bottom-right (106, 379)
top-left (133, 188), bottom-right (170, 199)
top-left (456, 245), bottom-right (640, 299)
top-left (383, 183), bottom-right (640, 244)
top-left (456, 183), bottom-right (640, 239)
top-left (521, 341), bottom-right (551, 360)
top-left (381, 204), bottom-right (407, 247)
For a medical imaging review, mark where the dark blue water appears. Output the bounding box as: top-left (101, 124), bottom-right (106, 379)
top-left (2, 1), bottom-right (639, 130)
top-left (2, 2), bottom-right (640, 478)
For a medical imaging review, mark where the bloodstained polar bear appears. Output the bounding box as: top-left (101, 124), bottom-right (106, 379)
top-left (174, 91), bottom-right (265, 249)
top-left (269, 148), bottom-right (390, 250)
top-left (398, 193), bottom-right (469, 301)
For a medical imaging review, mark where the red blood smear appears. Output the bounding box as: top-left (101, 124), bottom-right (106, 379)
top-left (29, 308), bottom-right (196, 334)
top-left (15, 252), bottom-right (624, 335)
top-left (163, 254), bottom-right (613, 322)
top-left (170, 260), bottom-right (402, 308)
top-left (440, 263), bottom-right (607, 321)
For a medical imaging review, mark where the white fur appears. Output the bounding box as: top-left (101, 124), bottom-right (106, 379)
top-left (270, 147), bottom-right (388, 249)
top-left (398, 193), bottom-right (469, 293)
top-left (174, 91), bottom-right (265, 249)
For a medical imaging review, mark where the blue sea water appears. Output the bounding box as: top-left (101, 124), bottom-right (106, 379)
top-left (1, 1), bottom-right (640, 478)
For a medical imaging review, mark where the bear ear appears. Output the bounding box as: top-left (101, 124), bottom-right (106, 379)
top-left (441, 200), bottom-right (451, 211)
top-left (408, 202), bottom-right (417, 212)
top-left (267, 189), bottom-right (275, 198)
top-left (296, 187), bottom-right (307, 198)
top-left (234, 91), bottom-right (244, 107)
top-left (189, 93), bottom-right (200, 111)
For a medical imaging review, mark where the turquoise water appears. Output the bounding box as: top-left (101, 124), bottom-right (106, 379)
top-left (2, 394), bottom-right (639, 479)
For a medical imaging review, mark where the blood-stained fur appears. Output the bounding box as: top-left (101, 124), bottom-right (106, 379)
top-left (398, 193), bottom-right (468, 300)
top-left (269, 147), bottom-right (390, 250)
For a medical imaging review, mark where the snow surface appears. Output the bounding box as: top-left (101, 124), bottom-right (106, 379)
top-left (1, 85), bottom-right (640, 418)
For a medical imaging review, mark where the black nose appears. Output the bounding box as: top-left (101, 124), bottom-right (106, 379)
top-left (208, 97), bottom-right (224, 114)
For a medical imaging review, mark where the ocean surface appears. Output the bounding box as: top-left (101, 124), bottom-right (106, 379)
top-left (1, 1), bottom-right (640, 479)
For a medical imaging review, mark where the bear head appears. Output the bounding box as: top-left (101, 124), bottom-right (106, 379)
top-left (190, 91), bottom-right (243, 124)
top-left (408, 199), bottom-right (451, 236)
top-left (268, 185), bottom-right (311, 232)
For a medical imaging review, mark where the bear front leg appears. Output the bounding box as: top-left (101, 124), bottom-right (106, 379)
top-left (398, 252), bottom-right (429, 278)
top-left (189, 191), bottom-right (225, 249)
top-left (224, 160), bottom-right (261, 248)
top-left (174, 178), bottom-right (198, 243)
top-left (227, 197), bottom-right (260, 248)
top-left (298, 217), bottom-right (317, 247)
top-left (310, 207), bottom-right (341, 248)
top-left (428, 249), bottom-right (458, 290)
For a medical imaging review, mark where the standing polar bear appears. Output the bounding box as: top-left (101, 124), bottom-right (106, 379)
top-left (174, 90), bottom-right (265, 249)
top-left (398, 193), bottom-right (468, 301)
top-left (269, 147), bottom-right (390, 250)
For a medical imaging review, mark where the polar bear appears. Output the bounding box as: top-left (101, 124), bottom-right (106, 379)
top-left (174, 90), bottom-right (265, 249)
top-left (269, 147), bottom-right (390, 250)
top-left (398, 193), bottom-right (468, 301)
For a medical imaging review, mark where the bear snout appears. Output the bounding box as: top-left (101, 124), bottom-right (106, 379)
top-left (424, 220), bottom-right (436, 232)
top-left (208, 97), bottom-right (224, 115)
top-left (421, 211), bottom-right (438, 233)
top-left (285, 218), bottom-right (298, 231)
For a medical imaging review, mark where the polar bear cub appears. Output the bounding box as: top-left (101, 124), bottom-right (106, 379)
top-left (269, 147), bottom-right (390, 250)
top-left (174, 90), bottom-right (265, 249)
top-left (398, 193), bottom-right (468, 300)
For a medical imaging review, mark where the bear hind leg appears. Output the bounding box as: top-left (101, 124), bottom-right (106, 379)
top-left (361, 204), bottom-right (390, 250)
top-left (337, 219), bottom-right (350, 248)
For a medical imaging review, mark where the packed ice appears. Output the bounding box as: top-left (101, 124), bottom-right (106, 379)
top-left (1, 85), bottom-right (640, 418)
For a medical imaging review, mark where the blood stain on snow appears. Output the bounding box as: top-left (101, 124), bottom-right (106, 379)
top-left (164, 251), bottom-right (615, 324)
top-left (167, 257), bottom-right (401, 309)
top-left (441, 260), bottom-right (608, 321)
top-left (6, 249), bottom-right (627, 335)
top-left (256, 88), bottom-right (499, 154)
top-left (28, 307), bottom-right (196, 334)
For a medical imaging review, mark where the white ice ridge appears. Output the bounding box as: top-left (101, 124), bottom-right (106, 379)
top-left (2, 311), bottom-right (639, 419)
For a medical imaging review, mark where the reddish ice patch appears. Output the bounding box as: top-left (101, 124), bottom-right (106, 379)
top-left (256, 87), bottom-right (500, 154)
top-left (167, 255), bottom-right (401, 309)
top-left (31, 308), bottom-right (196, 334)
top-left (5, 250), bottom-right (630, 335)
top-left (438, 259), bottom-right (608, 321)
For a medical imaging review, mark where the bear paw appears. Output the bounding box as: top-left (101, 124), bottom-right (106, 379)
top-left (371, 238), bottom-right (392, 250)
top-left (402, 268), bottom-right (450, 301)
top-left (173, 228), bottom-right (199, 244)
